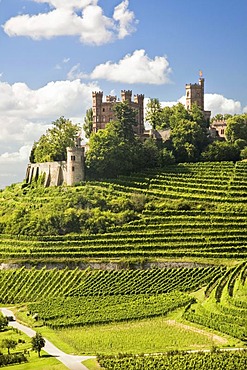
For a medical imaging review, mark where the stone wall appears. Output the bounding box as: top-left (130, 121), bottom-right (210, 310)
top-left (26, 161), bottom-right (67, 187)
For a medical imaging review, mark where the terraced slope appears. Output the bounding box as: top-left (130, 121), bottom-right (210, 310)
top-left (184, 261), bottom-right (247, 340)
top-left (0, 266), bottom-right (224, 304)
top-left (1, 161), bottom-right (247, 262)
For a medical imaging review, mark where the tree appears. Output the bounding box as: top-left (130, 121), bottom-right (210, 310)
top-left (145, 98), bottom-right (163, 130)
top-left (86, 120), bottom-right (142, 178)
top-left (0, 314), bottom-right (8, 331)
top-left (31, 332), bottom-right (45, 357)
top-left (189, 103), bottom-right (208, 128)
top-left (113, 101), bottom-right (138, 142)
top-left (31, 117), bottom-right (81, 163)
top-left (142, 138), bottom-right (162, 168)
top-left (201, 141), bottom-right (240, 162)
top-left (83, 108), bottom-right (93, 139)
top-left (170, 119), bottom-right (206, 162)
top-left (225, 114), bottom-right (247, 143)
top-left (86, 102), bottom-right (142, 178)
top-left (240, 146), bottom-right (247, 160)
top-left (1, 339), bottom-right (17, 354)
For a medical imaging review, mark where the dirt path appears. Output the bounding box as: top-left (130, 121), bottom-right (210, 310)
top-left (166, 319), bottom-right (228, 344)
top-left (1, 308), bottom-right (95, 370)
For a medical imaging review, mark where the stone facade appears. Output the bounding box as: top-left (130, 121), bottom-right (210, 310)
top-left (210, 120), bottom-right (227, 139)
top-left (92, 90), bottom-right (145, 135)
top-left (26, 146), bottom-right (85, 187)
top-left (185, 77), bottom-right (211, 122)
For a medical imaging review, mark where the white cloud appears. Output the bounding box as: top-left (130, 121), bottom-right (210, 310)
top-left (204, 94), bottom-right (242, 117)
top-left (3, 0), bottom-right (136, 45)
top-left (113, 0), bottom-right (137, 39)
top-left (90, 49), bottom-right (172, 85)
top-left (67, 64), bottom-right (89, 80)
top-left (0, 79), bottom-right (100, 188)
top-left (156, 94), bottom-right (243, 118)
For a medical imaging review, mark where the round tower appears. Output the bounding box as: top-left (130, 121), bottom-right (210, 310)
top-left (66, 145), bottom-right (85, 186)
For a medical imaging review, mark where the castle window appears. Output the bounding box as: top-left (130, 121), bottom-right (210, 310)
top-left (187, 91), bottom-right (190, 97)
top-left (102, 108), bottom-right (105, 112)
top-left (71, 155), bottom-right (76, 161)
top-left (72, 166), bottom-right (75, 172)
top-left (221, 129), bottom-right (225, 135)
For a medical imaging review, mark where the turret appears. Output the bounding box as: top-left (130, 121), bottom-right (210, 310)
top-left (66, 143), bottom-right (85, 186)
top-left (121, 90), bottom-right (132, 103)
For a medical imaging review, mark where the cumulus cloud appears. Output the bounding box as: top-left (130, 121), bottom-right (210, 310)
top-left (113, 0), bottom-right (137, 39)
top-left (3, 0), bottom-right (136, 45)
top-left (89, 50), bottom-right (172, 84)
top-left (0, 79), bottom-right (100, 188)
top-left (204, 94), bottom-right (242, 117)
top-left (157, 94), bottom-right (243, 118)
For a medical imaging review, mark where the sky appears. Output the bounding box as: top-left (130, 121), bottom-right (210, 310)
top-left (0, 0), bottom-right (247, 189)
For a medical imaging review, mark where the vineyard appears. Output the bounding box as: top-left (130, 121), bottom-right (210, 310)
top-left (0, 266), bottom-right (225, 328)
top-left (1, 161), bottom-right (247, 262)
top-left (184, 261), bottom-right (247, 340)
top-left (1, 161), bottom-right (247, 368)
top-left (97, 350), bottom-right (247, 370)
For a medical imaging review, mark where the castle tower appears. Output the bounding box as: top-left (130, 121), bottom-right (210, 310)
top-left (185, 72), bottom-right (211, 122)
top-left (134, 94), bottom-right (145, 135)
top-left (66, 142), bottom-right (85, 186)
top-left (121, 90), bottom-right (132, 103)
top-left (185, 77), bottom-right (204, 111)
top-left (92, 91), bottom-right (103, 132)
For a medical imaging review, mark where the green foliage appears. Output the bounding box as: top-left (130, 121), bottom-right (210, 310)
top-left (211, 113), bottom-right (232, 122)
top-left (83, 108), bottom-right (93, 139)
top-left (86, 102), bottom-right (143, 178)
top-left (184, 262), bottom-right (247, 341)
top-left (0, 267), bottom-right (223, 304)
top-left (201, 141), bottom-right (240, 162)
top-left (0, 314), bottom-right (8, 331)
top-left (240, 147), bottom-right (247, 160)
top-left (98, 350), bottom-right (247, 370)
top-left (225, 114), bottom-right (247, 143)
top-left (31, 333), bottom-right (45, 357)
top-left (145, 98), bottom-right (163, 129)
top-left (2, 161), bottom-right (247, 261)
top-left (1, 338), bottom-right (17, 354)
top-left (170, 119), bottom-right (206, 162)
top-left (0, 352), bottom-right (27, 366)
top-left (31, 117), bottom-right (80, 163)
top-left (142, 138), bottom-right (162, 168)
top-left (28, 291), bottom-right (193, 329)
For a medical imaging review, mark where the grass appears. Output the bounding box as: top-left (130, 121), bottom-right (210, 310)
top-left (51, 314), bottom-right (232, 355)
top-left (3, 352), bottom-right (68, 370)
top-left (0, 327), bottom-right (67, 370)
top-left (82, 358), bottom-right (101, 370)
top-left (12, 305), bottom-right (240, 356)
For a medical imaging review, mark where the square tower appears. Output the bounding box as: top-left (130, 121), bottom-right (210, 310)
top-left (186, 78), bottom-right (204, 111)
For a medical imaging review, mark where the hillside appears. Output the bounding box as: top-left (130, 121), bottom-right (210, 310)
top-left (1, 161), bottom-right (247, 369)
top-left (1, 160), bottom-right (247, 264)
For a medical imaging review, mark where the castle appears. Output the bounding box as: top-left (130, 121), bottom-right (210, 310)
top-left (26, 75), bottom-right (214, 187)
top-left (185, 74), bottom-right (211, 122)
top-left (92, 90), bottom-right (145, 135)
top-left (26, 139), bottom-right (85, 187)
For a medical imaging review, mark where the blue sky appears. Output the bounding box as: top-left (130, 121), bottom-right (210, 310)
top-left (0, 0), bottom-right (247, 188)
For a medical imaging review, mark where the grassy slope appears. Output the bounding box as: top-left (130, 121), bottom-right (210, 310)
top-left (1, 161), bottom-right (247, 263)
